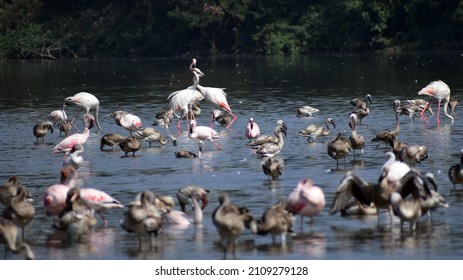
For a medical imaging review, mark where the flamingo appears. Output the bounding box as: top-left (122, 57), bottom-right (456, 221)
top-left (100, 133), bottom-right (125, 151)
top-left (188, 120), bottom-right (221, 157)
top-left (261, 156), bottom-right (284, 180)
top-left (120, 190), bottom-right (163, 247)
top-left (118, 136), bottom-right (142, 157)
top-left (296, 105), bottom-right (319, 117)
top-left (0, 176), bottom-right (29, 206)
top-left (213, 109), bottom-right (232, 127)
top-left (348, 113), bottom-right (365, 160)
top-left (371, 112), bottom-right (399, 148)
top-left (109, 110), bottom-right (143, 136)
top-left (62, 143), bottom-right (84, 170)
top-left (248, 120), bottom-right (287, 149)
top-left (249, 197), bottom-right (294, 244)
top-left (64, 92), bottom-right (102, 131)
top-left (245, 117), bottom-right (261, 142)
top-left (43, 165), bottom-right (123, 223)
top-left (51, 114), bottom-right (94, 154)
top-left (0, 218), bottom-right (35, 259)
top-left (448, 148), bottom-right (463, 189)
top-left (330, 153), bottom-right (412, 225)
top-left (51, 187), bottom-right (98, 241)
top-left (133, 127), bottom-right (177, 147)
top-left (350, 94), bottom-right (373, 124)
top-left (297, 117), bottom-right (336, 142)
top-left (256, 124), bottom-right (286, 157)
top-left (191, 59), bottom-right (237, 128)
top-left (287, 178), bottom-right (325, 232)
top-left (33, 121), bottom-right (54, 142)
top-left (390, 192), bottom-right (422, 231)
top-left (167, 59), bottom-right (204, 132)
top-left (417, 80), bottom-right (454, 124)
top-left (176, 185), bottom-right (210, 212)
top-left (2, 186), bottom-right (35, 241)
top-left (211, 194), bottom-right (253, 259)
top-left (174, 150), bottom-right (198, 158)
top-left (49, 102), bottom-right (79, 131)
top-left (327, 132), bottom-right (352, 169)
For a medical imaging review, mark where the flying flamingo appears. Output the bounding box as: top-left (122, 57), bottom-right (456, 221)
top-left (43, 165), bottom-right (122, 224)
top-left (287, 178), bottom-right (325, 232)
top-left (64, 92), bottom-right (102, 131)
top-left (52, 114), bottom-right (94, 154)
top-left (191, 59), bottom-right (237, 128)
top-left (418, 80), bottom-right (454, 124)
top-left (167, 59), bottom-right (204, 132)
top-left (188, 120), bottom-right (221, 157)
top-left (245, 117), bottom-right (261, 141)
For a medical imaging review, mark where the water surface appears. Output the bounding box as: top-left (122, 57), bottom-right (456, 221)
top-left (1, 53), bottom-right (463, 259)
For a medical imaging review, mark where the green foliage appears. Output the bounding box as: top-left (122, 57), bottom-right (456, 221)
top-left (1, 0), bottom-right (463, 59)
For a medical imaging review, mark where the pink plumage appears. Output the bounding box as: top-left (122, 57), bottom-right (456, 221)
top-left (245, 117), bottom-right (261, 141)
top-left (188, 120), bottom-right (221, 157)
top-left (51, 114), bottom-right (94, 154)
top-left (43, 166), bottom-right (122, 220)
top-left (287, 178), bottom-right (325, 232)
top-left (417, 80), bottom-right (454, 124)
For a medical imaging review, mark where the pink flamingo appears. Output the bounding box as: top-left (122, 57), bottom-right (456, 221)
top-left (109, 110), bottom-right (143, 136)
top-left (43, 165), bottom-right (122, 224)
top-left (191, 59), bottom-right (237, 128)
top-left (64, 92), bottom-right (102, 131)
top-left (287, 178), bottom-right (325, 232)
top-left (245, 117), bottom-right (261, 142)
top-left (167, 59), bottom-right (204, 132)
top-left (418, 80), bottom-right (454, 124)
top-left (49, 102), bottom-right (79, 131)
top-left (188, 120), bottom-right (221, 157)
top-left (52, 114), bottom-right (94, 154)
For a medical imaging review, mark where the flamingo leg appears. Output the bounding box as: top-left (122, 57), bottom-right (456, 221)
top-left (419, 103), bottom-right (430, 124)
top-left (69, 108), bottom-right (84, 132)
top-left (210, 139), bottom-right (222, 150)
top-left (437, 100), bottom-right (442, 125)
top-left (221, 107), bottom-right (237, 128)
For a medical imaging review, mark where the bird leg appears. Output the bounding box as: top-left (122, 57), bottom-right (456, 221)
top-left (221, 105), bottom-right (237, 128)
top-left (419, 102), bottom-right (430, 124)
top-left (69, 108), bottom-right (84, 132)
top-left (437, 100), bottom-right (441, 125)
top-left (210, 139), bottom-right (222, 150)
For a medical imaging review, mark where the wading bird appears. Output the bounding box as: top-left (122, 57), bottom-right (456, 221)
top-left (64, 92), bottom-right (102, 131)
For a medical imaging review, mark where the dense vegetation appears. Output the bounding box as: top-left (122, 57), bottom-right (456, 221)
top-left (1, 0), bottom-right (462, 59)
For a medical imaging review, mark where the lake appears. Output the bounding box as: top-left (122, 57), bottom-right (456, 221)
top-left (1, 52), bottom-right (463, 260)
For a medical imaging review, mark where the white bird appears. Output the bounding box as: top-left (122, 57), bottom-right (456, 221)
top-left (245, 117), bottom-right (261, 141)
top-left (417, 80), bottom-right (453, 124)
top-left (167, 59), bottom-right (204, 131)
top-left (64, 92), bottom-right (102, 131)
top-left (49, 102), bottom-right (79, 131)
top-left (191, 59), bottom-right (237, 128)
top-left (52, 114), bottom-right (94, 154)
top-left (188, 120), bottom-right (221, 157)
top-left (296, 106), bottom-right (319, 117)
top-left (63, 143), bottom-right (84, 170)
top-left (109, 110), bottom-right (143, 136)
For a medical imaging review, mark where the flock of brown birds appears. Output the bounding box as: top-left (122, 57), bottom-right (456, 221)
top-left (8, 62), bottom-right (463, 262)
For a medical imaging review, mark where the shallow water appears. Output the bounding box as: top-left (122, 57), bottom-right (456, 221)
top-left (1, 53), bottom-right (463, 260)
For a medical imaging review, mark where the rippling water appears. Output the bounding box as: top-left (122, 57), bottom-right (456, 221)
top-left (1, 53), bottom-right (463, 260)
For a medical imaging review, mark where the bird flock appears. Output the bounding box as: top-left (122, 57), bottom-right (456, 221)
top-left (3, 58), bottom-right (461, 261)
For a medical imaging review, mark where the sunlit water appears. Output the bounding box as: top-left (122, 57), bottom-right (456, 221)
top-left (1, 53), bottom-right (463, 259)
